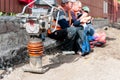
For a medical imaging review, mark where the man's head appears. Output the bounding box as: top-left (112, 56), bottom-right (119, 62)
top-left (72, 0), bottom-right (82, 12)
top-left (82, 6), bottom-right (90, 13)
top-left (62, 0), bottom-right (76, 3)
top-left (61, 0), bottom-right (76, 10)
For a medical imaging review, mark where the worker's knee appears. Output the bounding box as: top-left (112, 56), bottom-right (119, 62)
top-left (67, 27), bottom-right (77, 39)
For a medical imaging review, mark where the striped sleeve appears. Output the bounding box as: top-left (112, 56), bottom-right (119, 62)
top-left (58, 10), bottom-right (70, 29)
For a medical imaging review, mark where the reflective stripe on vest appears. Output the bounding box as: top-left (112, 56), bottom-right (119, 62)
top-left (47, 20), bottom-right (62, 34)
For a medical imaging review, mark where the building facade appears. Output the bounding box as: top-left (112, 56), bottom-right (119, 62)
top-left (0, 0), bottom-right (119, 22)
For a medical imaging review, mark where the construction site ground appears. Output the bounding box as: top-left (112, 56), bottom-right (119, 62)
top-left (1, 26), bottom-right (120, 80)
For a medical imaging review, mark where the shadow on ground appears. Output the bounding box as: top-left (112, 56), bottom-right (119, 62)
top-left (43, 54), bottom-right (80, 70)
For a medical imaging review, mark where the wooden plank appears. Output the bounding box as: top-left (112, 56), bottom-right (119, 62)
top-left (0, 0), bottom-right (5, 12)
top-left (5, 0), bottom-right (10, 13)
top-left (9, 0), bottom-right (14, 12)
top-left (17, 0), bottom-right (23, 13)
top-left (0, 0), bottom-right (1, 11)
top-left (13, 0), bottom-right (19, 13)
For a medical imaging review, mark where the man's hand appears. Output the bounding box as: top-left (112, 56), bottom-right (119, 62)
top-left (80, 16), bottom-right (91, 23)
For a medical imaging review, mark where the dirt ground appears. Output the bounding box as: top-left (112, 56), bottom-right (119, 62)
top-left (1, 27), bottom-right (120, 80)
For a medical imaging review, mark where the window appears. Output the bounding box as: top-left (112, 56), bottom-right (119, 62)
top-left (103, 1), bottom-right (108, 14)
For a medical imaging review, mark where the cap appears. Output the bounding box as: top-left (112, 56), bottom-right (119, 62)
top-left (82, 6), bottom-right (90, 12)
top-left (62, 0), bottom-right (76, 3)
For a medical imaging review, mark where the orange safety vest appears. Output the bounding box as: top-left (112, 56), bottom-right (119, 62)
top-left (47, 20), bottom-right (62, 34)
top-left (47, 9), bottom-right (72, 34)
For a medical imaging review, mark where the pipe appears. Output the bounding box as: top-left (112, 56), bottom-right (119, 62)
top-left (21, 0), bottom-right (37, 14)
